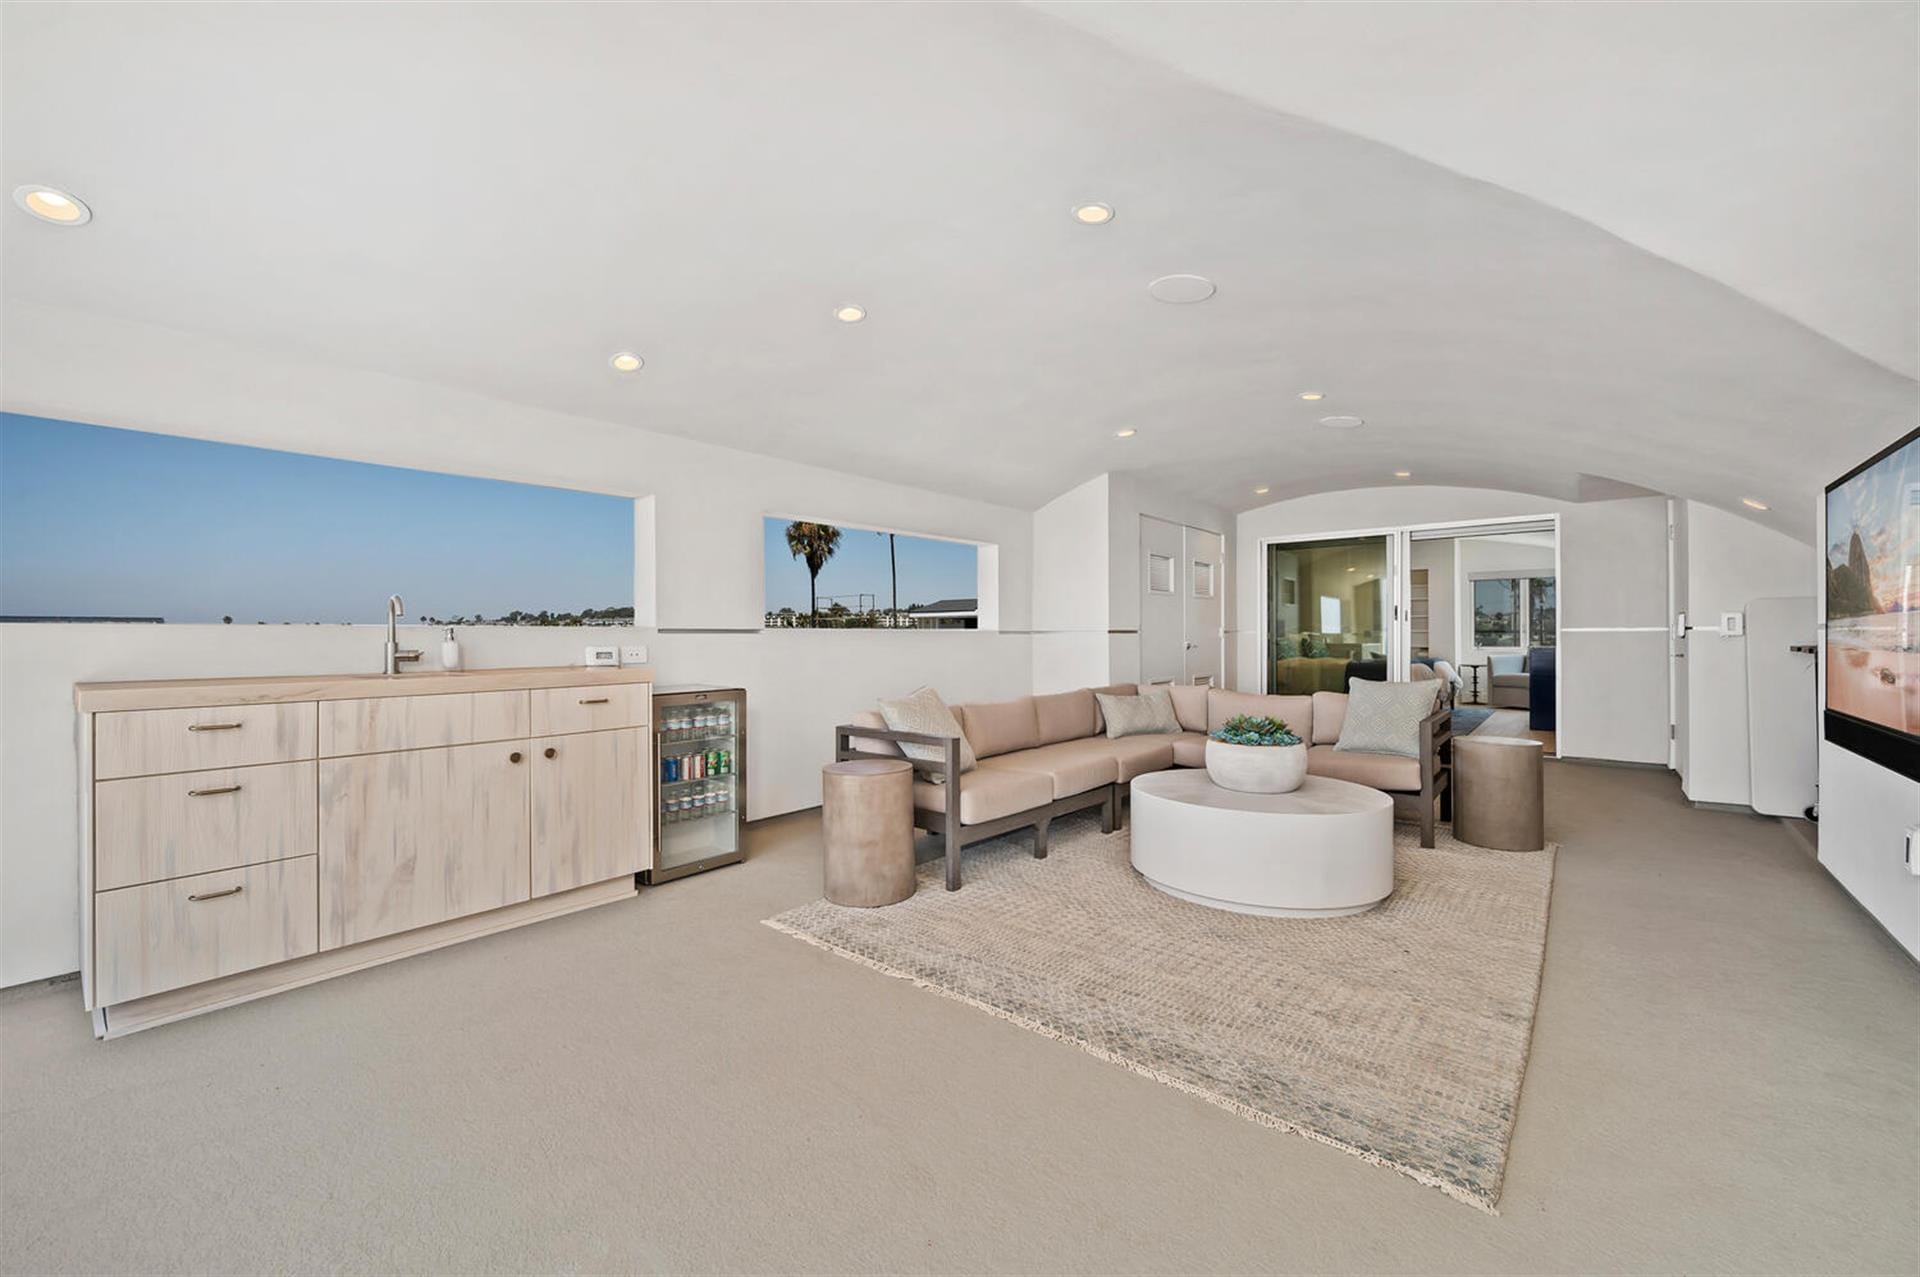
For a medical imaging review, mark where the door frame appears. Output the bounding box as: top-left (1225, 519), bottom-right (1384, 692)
top-left (1139, 515), bottom-right (1229, 687)
top-left (1256, 513), bottom-right (1561, 737)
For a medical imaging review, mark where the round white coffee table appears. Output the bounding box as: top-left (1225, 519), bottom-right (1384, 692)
top-left (1129, 770), bottom-right (1395, 917)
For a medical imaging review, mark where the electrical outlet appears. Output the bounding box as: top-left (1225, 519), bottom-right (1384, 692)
top-left (1720, 611), bottom-right (1744, 637)
top-left (621, 645), bottom-right (648, 666)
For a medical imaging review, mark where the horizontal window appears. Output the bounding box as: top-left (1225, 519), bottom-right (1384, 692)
top-left (0, 414), bottom-right (634, 626)
top-left (764, 517), bottom-right (979, 630)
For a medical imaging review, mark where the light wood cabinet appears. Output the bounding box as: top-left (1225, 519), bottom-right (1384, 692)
top-left (94, 856), bottom-right (320, 1006)
top-left (319, 739), bottom-right (532, 948)
top-left (532, 728), bottom-right (650, 896)
top-left (94, 701), bottom-right (317, 780)
top-left (75, 665), bottom-right (654, 1037)
top-left (94, 760), bottom-right (318, 892)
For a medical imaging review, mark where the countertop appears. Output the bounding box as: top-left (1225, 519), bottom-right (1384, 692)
top-left (75, 664), bottom-right (658, 713)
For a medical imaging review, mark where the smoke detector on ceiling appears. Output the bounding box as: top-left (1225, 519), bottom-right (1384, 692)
top-left (1318, 415), bottom-right (1365, 430)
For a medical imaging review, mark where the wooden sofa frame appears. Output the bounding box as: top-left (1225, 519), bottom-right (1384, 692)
top-left (1400, 704), bottom-right (1455, 847)
top-left (832, 725), bottom-right (1118, 891)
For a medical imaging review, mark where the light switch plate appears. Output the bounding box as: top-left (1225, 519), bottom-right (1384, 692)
top-left (1720, 611), bottom-right (1744, 637)
top-left (621, 645), bottom-right (648, 665)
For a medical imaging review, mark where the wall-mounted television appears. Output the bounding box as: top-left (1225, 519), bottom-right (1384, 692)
top-left (1825, 426), bottom-right (1920, 781)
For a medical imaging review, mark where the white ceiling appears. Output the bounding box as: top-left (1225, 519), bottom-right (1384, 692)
top-left (2, 2), bottom-right (1914, 542)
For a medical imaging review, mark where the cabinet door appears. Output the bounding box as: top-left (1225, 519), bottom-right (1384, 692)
top-left (531, 728), bottom-right (648, 896)
top-left (319, 740), bottom-right (531, 949)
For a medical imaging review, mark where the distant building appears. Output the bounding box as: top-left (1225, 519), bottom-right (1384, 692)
top-left (906, 598), bottom-right (978, 630)
top-left (0, 615), bottom-right (164, 623)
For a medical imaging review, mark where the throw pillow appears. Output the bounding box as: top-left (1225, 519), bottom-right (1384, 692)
top-left (1275, 636), bottom-right (1300, 659)
top-left (1334, 678), bottom-right (1441, 758)
top-left (1094, 685), bottom-right (1181, 739)
top-left (1304, 634), bottom-right (1330, 658)
top-left (877, 687), bottom-right (976, 774)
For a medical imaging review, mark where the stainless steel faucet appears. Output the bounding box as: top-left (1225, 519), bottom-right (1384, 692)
top-left (383, 594), bottom-right (424, 674)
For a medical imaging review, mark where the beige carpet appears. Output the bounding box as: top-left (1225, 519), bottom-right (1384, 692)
top-left (768, 815), bottom-right (1554, 1213)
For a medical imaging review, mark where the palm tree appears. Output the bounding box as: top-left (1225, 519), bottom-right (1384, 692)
top-left (785, 521), bottom-right (842, 622)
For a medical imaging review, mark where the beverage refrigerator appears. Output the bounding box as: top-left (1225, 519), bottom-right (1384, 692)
top-left (650, 684), bottom-right (747, 882)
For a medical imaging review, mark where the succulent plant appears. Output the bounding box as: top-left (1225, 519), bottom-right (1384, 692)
top-left (1208, 713), bottom-right (1301, 747)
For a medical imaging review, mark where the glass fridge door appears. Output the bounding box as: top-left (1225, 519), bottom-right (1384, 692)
top-left (655, 690), bottom-right (744, 875)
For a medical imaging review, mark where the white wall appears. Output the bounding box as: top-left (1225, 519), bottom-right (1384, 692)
top-left (1031, 474), bottom-right (1112, 694)
top-left (0, 306), bottom-right (1038, 985)
top-left (1677, 501), bottom-right (1814, 808)
top-left (1814, 490), bottom-right (1920, 960)
top-left (1029, 472), bottom-right (1232, 693)
top-left (1236, 487), bottom-right (1672, 765)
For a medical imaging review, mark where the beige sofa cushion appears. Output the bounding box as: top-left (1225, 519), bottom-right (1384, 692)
top-left (1207, 689), bottom-right (1313, 743)
top-left (1033, 689), bottom-right (1100, 746)
top-left (1167, 683), bottom-right (1209, 732)
top-left (980, 738), bottom-right (1118, 799)
top-left (914, 768), bottom-right (1053, 825)
top-left (955, 696), bottom-right (1041, 759)
top-left (878, 688), bottom-right (976, 773)
top-left (1095, 686), bottom-right (1180, 738)
top-left (1311, 691), bottom-right (1347, 745)
top-left (847, 709), bottom-right (905, 758)
top-left (1170, 731), bottom-right (1209, 767)
top-left (1103, 735), bottom-right (1176, 782)
top-left (1307, 744), bottom-right (1420, 792)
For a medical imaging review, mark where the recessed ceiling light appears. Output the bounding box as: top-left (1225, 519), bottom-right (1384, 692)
top-left (835, 304), bottom-right (866, 323)
top-left (1393, 469), bottom-right (1412, 479)
top-left (1298, 392), bottom-right (1325, 402)
top-left (1319, 415), bottom-right (1364, 430)
top-left (1073, 203), bottom-right (1114, 225)
top-left (13, 185), bottom-right (90, 226)
top-left (1253, 485), bottom-right (1270, 495)
top-left (1345, 566), bottom-right (1356, 573)
top-left (1114, 428), bottom-right (1137, 439)
top-left (1148, 274), bottom-right (1216, 304)
top-left (1741, 496), bottom-right (1769, 511)
top-left (608, 351), bottom-right (643, 373)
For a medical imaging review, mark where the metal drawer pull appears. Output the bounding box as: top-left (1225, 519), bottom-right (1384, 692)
top-left (187, 722), bottom-right (243, 732)
top-left (187, 885), bottom-right (243, 902)
top-left (578, 697), bottom-right (610, 705)
top-left (187, 785), bottom-right (242, 797)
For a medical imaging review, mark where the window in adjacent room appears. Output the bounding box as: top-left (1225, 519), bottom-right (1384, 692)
top-left (1472, 575), bottom-right (1556, 649)
top-left (763, 517), bottom-right (982, 629)
top-left (0, 413), bottom-right (636, 625)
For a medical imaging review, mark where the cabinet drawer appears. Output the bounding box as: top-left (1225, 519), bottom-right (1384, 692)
top-left (95, 761), bottom-right (318, 891)
top-left (94, 856), bottom-right (319, 1005)
top-left (319, 691), bottom-right (529, 757)
top-left (530, 684), bottom-right (650, 736)
top-left (95, 702), bottom-right (318, 780)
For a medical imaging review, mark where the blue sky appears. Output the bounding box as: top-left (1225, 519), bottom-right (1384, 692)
top-left (763, 518), bottom-right (977, 613)
top-left (0, 414), bottom-right (634, 623)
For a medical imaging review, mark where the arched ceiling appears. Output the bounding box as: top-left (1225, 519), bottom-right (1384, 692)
top-left (2, 3), bottom-right (1914, 543)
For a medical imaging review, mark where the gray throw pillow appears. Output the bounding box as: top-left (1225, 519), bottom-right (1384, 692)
top-left (877, 687), bottom-right (976, 773)
top-left (1333, 679), bottom-right (1440, 758)
top-left (1094, 685), bottom-right (1181, 739)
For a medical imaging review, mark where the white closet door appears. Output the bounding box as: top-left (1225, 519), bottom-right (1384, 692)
top-left (1140, 515), bottom-right (1185, 685)
top-left (1184, 527), bottom-right (1224, 686)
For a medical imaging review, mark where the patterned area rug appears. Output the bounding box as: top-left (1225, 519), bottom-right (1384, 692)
top-left (766, 815), bottom-right (1555, 1213)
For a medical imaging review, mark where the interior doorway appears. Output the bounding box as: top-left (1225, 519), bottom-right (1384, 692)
top-left (1140, 516), bottom-right (1225, 686)
top-left (1263, 534), bottom-right (1397, 694)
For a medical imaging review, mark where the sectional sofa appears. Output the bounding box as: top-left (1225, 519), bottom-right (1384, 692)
top-left (836, 682), bottom-right (1452, 890)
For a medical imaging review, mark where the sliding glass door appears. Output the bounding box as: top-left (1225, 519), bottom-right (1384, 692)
top-left (1264, 535), bottom-right (1398, 694)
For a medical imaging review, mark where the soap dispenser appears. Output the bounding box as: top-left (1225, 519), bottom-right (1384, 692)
top-left (441, 627), bottom-right (462, 671)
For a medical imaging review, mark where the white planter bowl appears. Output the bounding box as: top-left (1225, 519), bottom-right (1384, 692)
top-left (1204, 739), bottom-right (1308, 794)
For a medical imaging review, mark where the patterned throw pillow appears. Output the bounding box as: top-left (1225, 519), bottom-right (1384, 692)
top-left (877, 687), bottom-right (976, 774)
top-left (1333, 678), bottom-right (1441, 758)
top-left (1094, 685), bottom-right (1181, 739)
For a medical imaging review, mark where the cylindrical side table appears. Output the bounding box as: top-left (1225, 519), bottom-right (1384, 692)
top-left (821, 758), bottom-right (916, 906)
top-left (1453, 736), bottom-right (1545, 851)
